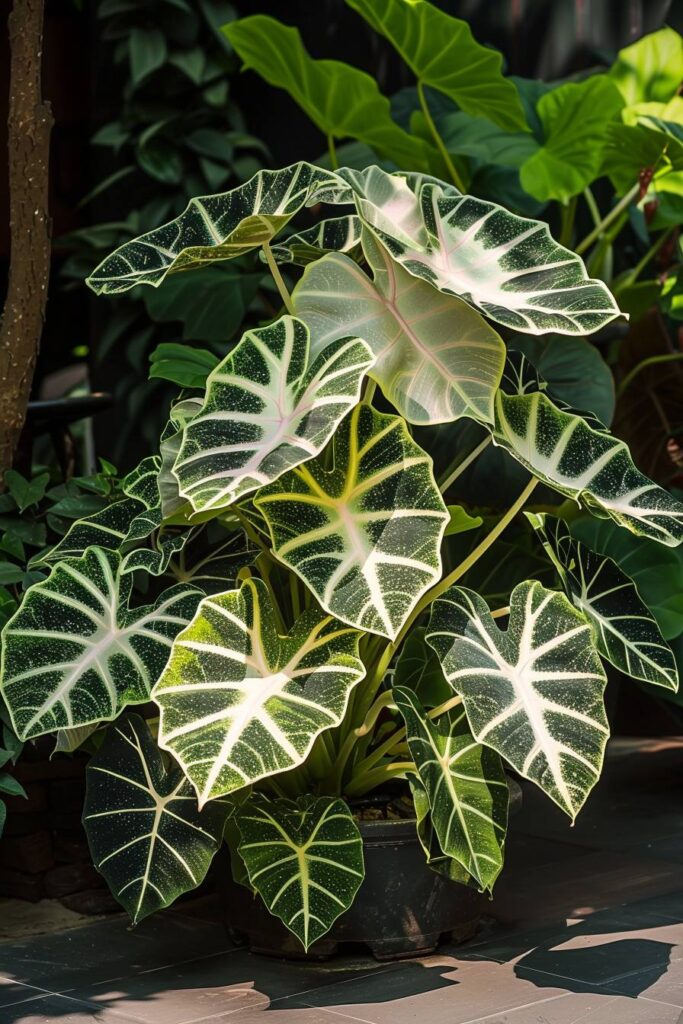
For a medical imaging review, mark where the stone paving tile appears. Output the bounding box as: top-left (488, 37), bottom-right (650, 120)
top-left (246, 954), bottom-right (573, 1024)
top-left (0, 991), bottom-right (145, 1023)
top-left (461, 991), bottom-right (683, 1024)
top-left (71, 951), bottom-right (394, 1024)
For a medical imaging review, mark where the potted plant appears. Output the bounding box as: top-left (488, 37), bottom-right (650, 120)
top-left (1, 162), bottom-right (681, 961)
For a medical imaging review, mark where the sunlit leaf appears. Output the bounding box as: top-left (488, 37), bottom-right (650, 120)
top-left (153, 578), bottom-right (365, 804)
top-left (256, 404), bottom-right (449, 639)
top-left (427, 580), bottom-right (609, 820)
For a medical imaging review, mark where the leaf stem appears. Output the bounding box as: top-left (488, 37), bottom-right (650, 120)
top-left (327, 134), bottom-right (339, 171)
top-left (344, 761), bottom-right (415, 799)
top-left (575, 182), bottom-right (640, 255)
top-left (616, 352), bottom-right (683, 398)
top-left (417, 80), bottom-right (466, 192)
top-left (439, 435), bottom-right (492, 493)
top-left (583, 186), bottom-right (601, 229)
top-left (559, 195), bottom-right (578, 247)
top-left (262, 240), bottom-right (294, 314)
top-left (615, 227), bottom-right (674, 295)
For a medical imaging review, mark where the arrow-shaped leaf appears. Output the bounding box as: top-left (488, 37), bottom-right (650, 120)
top-left (293, 229), bottom-right (505, 425)
top-left (84, 716), bottom-right (229, 924)
top-left (255, 404), bottom-right (449, 639)
top-left (426, 580), bottom-right (609, 820)
top-left (329, 166), bottom-right (622, 336)
top-left (0, 548), bottom-right (201, 740)
top-left (173, 315), bottom-right (374, 514)
top-left (394, 686), bottom-right (508, 891)
top-left (528, 513), bottom-right (678, 691)
top-left (493, 352), bottom-right (683, 546)
top-left (86, 162), bottom-right (343, 294)
top-left (153, 578), bottom-right (365, 805)
top-left (236, 792), bottom-right (364, 950)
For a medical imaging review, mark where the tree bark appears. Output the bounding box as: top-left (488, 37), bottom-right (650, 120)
top-left (0, 0), bottom-right (53, 478)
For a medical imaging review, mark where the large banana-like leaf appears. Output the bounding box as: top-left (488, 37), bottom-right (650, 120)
top-left (293, 230), bottom-right (505, 425)
top-left (152, 578), bottom-right (364, 805)
top-left (173, 316), bottom-right (374, 514)
top-left (271, 216), bottom-right (362, 267)
top-left (236, 793), bottom-right (364, 950)
top-left (224, 16), bottom-right (437, 173)
top-left (528, 513), bottom-right (678, 691)
top-left (0, 548), bottom-right (200, 741)
top-left (394, 686), bottom-right (508, 891)
top-left (86, 163), bottom-right (342, 295)
top-left (426, 581), bottom-right (609, 820)
top-left (345, 0), bottom-right (528, 132)
top-left (84, 716), bottom-right (228, 924)
top-left (493, 353), bottom-right (683, 546)
top-left (329, 166), bottom-right (622, 336)
top-left (255, 404), bottom-right (449, 639)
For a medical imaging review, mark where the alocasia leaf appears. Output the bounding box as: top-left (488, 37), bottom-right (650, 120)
top-left (0, 548), bottom-right (201, 740)
top-left (608, 27), bottom-right (683, 105)
top-left (83, 716), bottom-right (229, 924)
top-left (153, 578), bottom-right (365, 805)
top-left (85, 162), bottom-right (343, 294)
top-left (427, 581), bottom-right (609, 820)
top-left (172, 316), bottom-right (374, 513)
top-left (394, 686), bottom-right (508, 891)
top-left (393, 627), bottom-right (451, 708)
top-left (293, 230), bottom-right (505, 425)
top-left (519, 77), bottom-right (624, 203)
top-left (223, 16), bottom-right (437, 173)
top-left (236, 793), bottom-right (364, 950)
top-left (331, 166), bottom-right (622, 335)
top-left (528, 513), bottom-right (678, 691)
top-left (493, 352), bottom-right (683, 546)
top-left (255, 404), bottom-right (449, 639)
top-left (271, 216), bottom-right (363, 267)
top-left (345, 0), bottom-right (528, 132)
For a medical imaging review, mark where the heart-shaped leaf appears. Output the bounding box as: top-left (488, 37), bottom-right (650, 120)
top-left (173, 316), bottom-right (374, 513)
top-left (255, 404), bottom-right (449, 639)
top-left (224, 16), bottom-right (437, 172)
top-left (528, 513), bottom-right (678, 691)
top-left (86, 162), bottom-right (343, 294)
top-left (0, 548), bottom-right (201, 740)
top-left (345, 0), bottom-right (528, 132)
top-left (153, 578), bottom-right (365, 805)
top-left (426, 580), bottom-right (609, 820)
top-left (84, 716), bottom-right (229, 924)
top-left (331, 166), bottom-right (622, 335)
top-left (493, 352), bottom-right (683, 546)
top-left (236, 793), bottom-right (364, 950)
top-left (519, 77), bottom-right (624, 203)
top-left (394, 686), bottom-right (508, 891)
top-left (608, 27), bottom-right (683, 105)
top-left (293, 230), bottom-right (505, 425)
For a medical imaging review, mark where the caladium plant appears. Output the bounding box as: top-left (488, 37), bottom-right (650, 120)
top-left (3, 161), bottom-right (682, 950)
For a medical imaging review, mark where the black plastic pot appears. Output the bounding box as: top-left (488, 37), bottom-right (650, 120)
top-left (220, 816), bottom-right (484, 962)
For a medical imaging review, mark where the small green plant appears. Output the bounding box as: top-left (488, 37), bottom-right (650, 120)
top-left (2, 162), bottom-right (682, 949)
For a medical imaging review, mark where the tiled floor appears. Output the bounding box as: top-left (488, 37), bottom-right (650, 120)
top-left (3, 738), bottom-right (683, 1023)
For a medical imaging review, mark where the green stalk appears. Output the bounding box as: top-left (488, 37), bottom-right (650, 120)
top-left (575, 182), bottom-right (640, 255)
top-left (583, 186), bottom-right (601, 229)
top-left (616, 352), bottom-right (683, 398)
top-left (344, 761), bottom-right (416, 799)
top-left (417, 80), bottom-right (466, 192)
top-left (439, 435), bottom-right (492, 493)
top-left (614, 227), bottom-right (674, 295)
top-left (559, 195), bottom-right (578, 248)
top-left (327, 133), bottom-right (339, 171)
top-left (262, 240), bottom-right (294, 313)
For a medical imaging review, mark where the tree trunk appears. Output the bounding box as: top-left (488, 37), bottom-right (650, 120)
top-left (0, 0), bottom-right (53, 479)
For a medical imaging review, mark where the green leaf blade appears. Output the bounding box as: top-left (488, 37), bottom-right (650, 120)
top-left (83, 716), bottom-right (228, 924)
top-left (426, 580), bottom-right (609, 820)
top-left (153, 578), bottom-right (365, 804)
top-left (256, 405), bottom-right (449, 639)
top-left (394, 686), bottom-right (508, 891)
top-left (173, 316), bottom-right (374, 514)
top-left (237, 793), bottom-right (364, 950)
